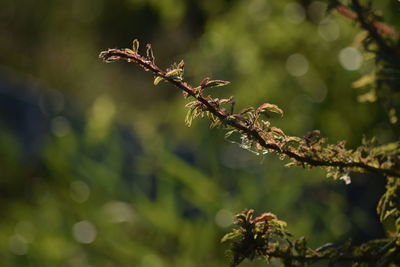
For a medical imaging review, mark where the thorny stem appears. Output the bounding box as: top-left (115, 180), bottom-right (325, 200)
top-left (98, 49), bottom-right (400, 178)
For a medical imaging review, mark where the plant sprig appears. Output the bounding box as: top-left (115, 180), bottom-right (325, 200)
top-left (222, 209), bottom-right (400, 267)
top-left (99, 40), bottom-right (400, 179)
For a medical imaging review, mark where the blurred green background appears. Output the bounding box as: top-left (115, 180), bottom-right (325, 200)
top-left (0, 0), bottom-right (399, 266)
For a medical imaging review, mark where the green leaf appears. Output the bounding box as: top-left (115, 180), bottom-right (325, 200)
top-left (271, 127), bottom-right (285, 137)
top-left (284, 162), bottom-right (298, 167)
top-left (165, 69), bottom-right (183, 81)
top-left (200, 77), bottom-right (210, 88)
top-left (352, 73), bottom-right (375, 88)
top-left (221, 231), bottom-right (242, 243)
top-left (154, 76), bottom-right (164, 85)
top-left (166, 69), bottom-right (180, 77)
top-left (225, 129), bottom-right (237, 138)
top-left (185, 108), bottom-right (194, 127)
top-left (210, 119), bottom-right (221, 128)
top-left (146, 44), bottom-right (155, 63)
top-left (383, 209), bottom-right (397, 221)
top-left (124, 48), bottom-right (136, 55)
top-left (132, 39), bottom-right (139, 53)
top-left (357, 89), bottom-right (377, 103)
top-left (202, 79), bottom-right (230, 89)
top-left (182, 91), bottom-right (189, 99)
top-left (239, 107), bottom-right (255, 114)
top-left (286, 136), bottom-right (302, 143)
top-left (177, 60), bottom-right (184, 71)
top-left (257, 103), bottom-right (284, 117)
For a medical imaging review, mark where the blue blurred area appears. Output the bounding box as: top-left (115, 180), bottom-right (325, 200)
top-left (0, 73), bottom-right (48, 160)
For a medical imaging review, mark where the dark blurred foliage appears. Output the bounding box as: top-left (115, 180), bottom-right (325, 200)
top-left (0, 0), bottom-right (399, 266)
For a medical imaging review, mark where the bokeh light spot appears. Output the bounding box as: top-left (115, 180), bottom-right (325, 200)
top-left (318, 18), bottom-right (340, 42)
top-left (308, 1), bottom-right (328, 23)
top-left (215, 209), bottom-right (233, 228)
top-left (339, 47), bottom-right (363, 71)
top-left (15, 221), bottom-right (35, 242)
top-left (247, 0), bottom-right (271, 21)
top-left (9, 234), bottom-right (28, 255)
top-left (284, 2), bottom-right (305, 24)
top-left (73, 220), bottom-right (97, 244)
top-left (87, 95), bottom-right (116, 140)
top-left (286, 53), bottom-right (309, 77)
top-left (102, 201), bottom-right (135, 223)
top-left (330, 214), bottom-right (351, 237)
top-left (38, 89), bottom-right (64, 116)
top-left (141, 254), bottom-right (164, 267)
top-left (70, 181), bottom-right (90, 203)
top-left (51, 116), bottom-right (71, 137)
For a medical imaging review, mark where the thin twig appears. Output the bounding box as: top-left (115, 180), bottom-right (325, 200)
top-left (99, 48), bottom-right (400, 178)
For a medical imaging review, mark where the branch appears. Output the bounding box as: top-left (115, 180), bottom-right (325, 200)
top-left (333, 1), bottom-right (400, 88)
top-left (99, 44), bottom-right (400, 179)
top-left (222, 209), bottom-right (400, 267)
top-left (334, 1), bottom-right (398, 44)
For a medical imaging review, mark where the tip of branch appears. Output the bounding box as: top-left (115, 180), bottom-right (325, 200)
top-left (98, 49), bottom-right (128, 63)
top-left (98, 50), bottom-right (109, 60)
top-left (99, 49), bottom-right (117, 62)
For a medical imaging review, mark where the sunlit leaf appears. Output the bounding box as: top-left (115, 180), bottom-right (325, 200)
top-left (132, 39), bottom-right (139, 53)
top-left (357, 89), bottom-right (377, 102)
top-left (202, 80), bottom-right (230, 89)
top-left (185, 108), bottom-right (194, 127)
top-left (352, 73), bottom-right (375, 88)
top-left (154, 76), bottom-right (164, 85)
top-left (257, 103), bottom-right (284, 117)
top-left (182, 91), bottom-right (189, 99)
top-left (286, 136), bottom-right (302, 143)
top-left (271, 127), bottom-right (285, 137)
top-left (178, 60), bottom-right (184, 71)
top-left (166, 69), bottom-right (180, 77)
top-left (146, 44), bottom-right (155, 63)
top-left (221, 231), bottom-right (242, 243)
top-left (185, 101), bottom-right (201, 107)
top-left (124, 48), bottom-right (136, 55)
top-left (200, 77), bottom-right (210, 88)
top-left (239, 107), bottom-right (255, 114)
top-left (210, 119), bottom-right (221, 128)
top-left (165, 69), bottom-right (183, 81)
top-left (225, 129), bottom-right (237, 138)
